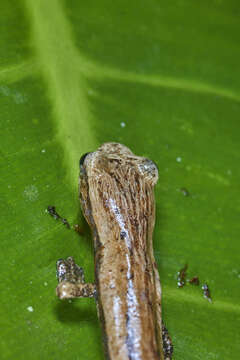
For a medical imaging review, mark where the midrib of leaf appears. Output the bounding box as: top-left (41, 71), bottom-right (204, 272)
top-left (22, 0), bottom-right (240, 184)
top-left (25, 0), bottom-right (96, 189)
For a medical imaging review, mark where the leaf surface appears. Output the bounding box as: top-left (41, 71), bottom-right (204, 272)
top-left (0, 0), bottom-right (239, 359)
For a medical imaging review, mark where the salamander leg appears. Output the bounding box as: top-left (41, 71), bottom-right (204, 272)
top-left (162, 322), bottom-right (173, 360)
top-left (56, 257), bottom-right (96, 299)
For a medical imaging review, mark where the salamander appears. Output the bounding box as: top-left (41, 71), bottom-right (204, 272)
top-left (56, 142), bottom-right (173, 360)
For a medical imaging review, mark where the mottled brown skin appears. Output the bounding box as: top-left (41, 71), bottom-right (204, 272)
top-left (56, 143), bottom-right (173, 359)
top-left (79, 143), bottom-right (165, 360)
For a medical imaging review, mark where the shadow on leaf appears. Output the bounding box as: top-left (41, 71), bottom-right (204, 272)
top-left (54, 298), bottom-right (98, 324)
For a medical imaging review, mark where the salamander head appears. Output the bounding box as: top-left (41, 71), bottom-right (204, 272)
top-left (79, 142), bottom-right (158, 186)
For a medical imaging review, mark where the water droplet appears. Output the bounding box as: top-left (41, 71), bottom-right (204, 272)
top-left (23, 185), bottom-right (39, 202)
top-left (13, 91), bottom-right (27, 104)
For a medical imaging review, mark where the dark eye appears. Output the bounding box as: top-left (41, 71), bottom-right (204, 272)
top-left (138, 158), bottom-right (159, 186)
top-left (79, 152), bottom-right (91, 167)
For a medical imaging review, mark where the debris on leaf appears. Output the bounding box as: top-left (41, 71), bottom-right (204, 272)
top-left (177, 264), bottom-right (188, 287)
top-left (47, 205), bottom-right (70, 229)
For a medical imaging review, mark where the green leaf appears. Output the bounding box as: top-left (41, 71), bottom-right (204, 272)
top-left (1, 0), bottom-right (239, 359)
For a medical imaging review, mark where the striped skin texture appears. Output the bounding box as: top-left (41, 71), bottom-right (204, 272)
top-left (79, 143), bottom-right (170, 360)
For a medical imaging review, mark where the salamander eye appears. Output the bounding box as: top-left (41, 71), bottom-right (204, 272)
top-left (79, 152), bottom-right (91, 168)
top-left (138, 159), bottom-right (159, 186)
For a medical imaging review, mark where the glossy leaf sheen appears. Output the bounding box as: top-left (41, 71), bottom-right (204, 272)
top-left (0, 1), bottom-right (239, 359)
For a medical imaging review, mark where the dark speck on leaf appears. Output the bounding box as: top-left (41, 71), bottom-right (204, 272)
top-left (189, 276), bottom-right (199, 285)
top-left (177, 264), bottom-right (188, 287)
top-left (180, 188), bottom-right (190, 197)
top-left (47, 205), bottom-right (70, 229)
top-left (74, 224), bottom-right (84, 235)
top-left (202, 283), bottom-right (212, 302)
